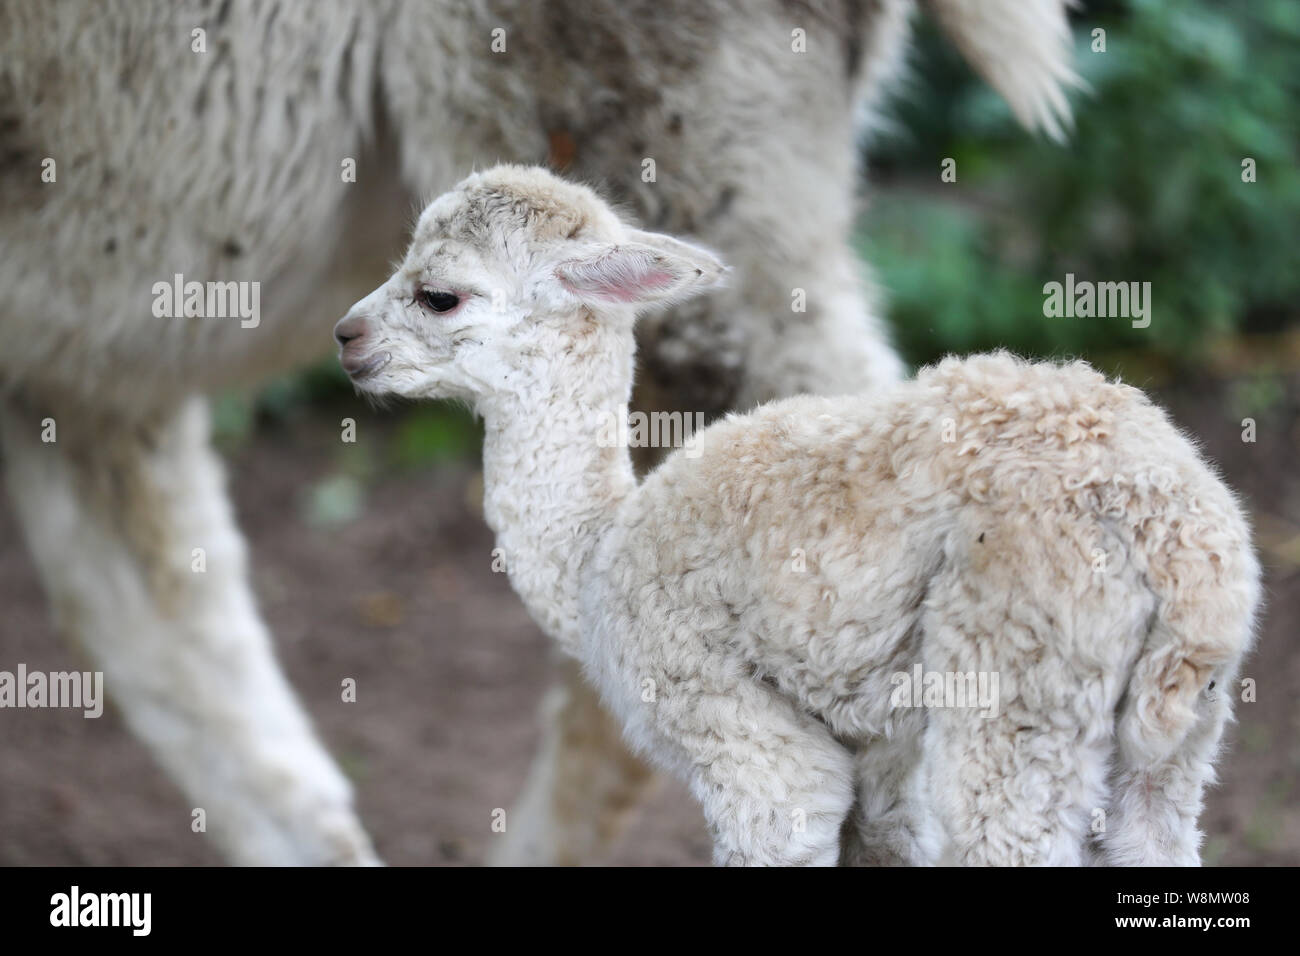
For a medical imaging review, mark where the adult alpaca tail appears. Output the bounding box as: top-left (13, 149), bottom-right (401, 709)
top-left (924, 0), bottom-right (1084, 141)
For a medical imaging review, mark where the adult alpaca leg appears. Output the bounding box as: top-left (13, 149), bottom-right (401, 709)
top-left (487, 658), bottom-right (658, 866)
top-left (0, 394), bottom-right (376, 865)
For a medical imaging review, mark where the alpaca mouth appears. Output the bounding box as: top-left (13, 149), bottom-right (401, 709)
top-left (343, 351), bottom-right (392, 380)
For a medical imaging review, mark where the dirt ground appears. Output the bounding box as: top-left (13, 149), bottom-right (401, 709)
top-left (1, 372), bottom-right (1296, 866)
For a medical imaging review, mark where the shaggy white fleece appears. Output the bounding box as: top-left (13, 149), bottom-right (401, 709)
top-left (341, 165), bottom-right (1260, 866)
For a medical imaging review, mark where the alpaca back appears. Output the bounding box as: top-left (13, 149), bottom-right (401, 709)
top-left (604, 354), bottom-right (1258, 862)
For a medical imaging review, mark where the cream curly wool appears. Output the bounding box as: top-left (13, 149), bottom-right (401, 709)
top-left (340, 165), bottom-right (1260, 866)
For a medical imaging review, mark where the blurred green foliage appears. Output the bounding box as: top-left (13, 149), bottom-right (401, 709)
top-left (391, 404), bottom-right (482, 468)
top-left (213, 359), bottom-right (359, 448)
top-left (864, 0), bottom-right (1300, 368)
top-left (213, 354), bottom-right (482, 486)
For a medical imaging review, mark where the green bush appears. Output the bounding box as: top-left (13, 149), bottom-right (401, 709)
top-left (863, 0), bottom-right (1300, 368)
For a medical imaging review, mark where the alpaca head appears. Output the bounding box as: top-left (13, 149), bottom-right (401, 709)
top-left (335, 164), bottom-right (727, 404)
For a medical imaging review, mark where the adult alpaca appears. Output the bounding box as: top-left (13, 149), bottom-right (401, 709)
top-left (0, 0), bottom-right (1076, 863)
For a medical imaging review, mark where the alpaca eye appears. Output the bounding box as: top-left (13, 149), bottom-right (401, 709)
top-left (418, 289), bottom-right (460, 313)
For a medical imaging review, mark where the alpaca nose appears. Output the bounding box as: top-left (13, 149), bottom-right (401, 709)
top-left (334, 315), bottom-right (369, 347)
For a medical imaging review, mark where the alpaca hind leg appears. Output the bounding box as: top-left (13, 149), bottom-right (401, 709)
top-left (922, 705), bottom-right (1107, 866)
top-left (916, 535), bottom-right (1118, 867)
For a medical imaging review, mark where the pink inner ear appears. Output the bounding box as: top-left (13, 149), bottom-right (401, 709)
top-left (598, 268), bottom-right (674, 302)
top-left (558, 248), bottom-right (679, 303)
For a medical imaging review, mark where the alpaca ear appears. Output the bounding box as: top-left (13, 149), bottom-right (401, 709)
top-left (554, 230), bottom-right (726, 307)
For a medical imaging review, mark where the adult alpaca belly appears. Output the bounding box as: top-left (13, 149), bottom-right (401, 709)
top-left (0, 1), bottom-right (386, 405)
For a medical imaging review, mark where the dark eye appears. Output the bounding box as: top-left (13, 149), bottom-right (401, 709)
top-left (418, 289), bottom-right (460, 313)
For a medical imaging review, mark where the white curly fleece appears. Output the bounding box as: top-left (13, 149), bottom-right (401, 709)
top-left (344, 165), bottom-right (1260, 866)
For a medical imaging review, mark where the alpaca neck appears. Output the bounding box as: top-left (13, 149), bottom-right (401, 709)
top-left (477, 316), bottom-right (637, 656)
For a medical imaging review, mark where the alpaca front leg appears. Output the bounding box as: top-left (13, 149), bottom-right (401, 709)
top-left (673, 682), bottom-right (855, 867)
top-left (488, 657), bottom-right (658, 865)
top-left (0, 394), bottom-right (377, 865)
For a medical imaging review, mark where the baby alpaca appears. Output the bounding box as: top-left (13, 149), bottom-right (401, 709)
top-left (336, 166), bottom-right (1260, 866)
